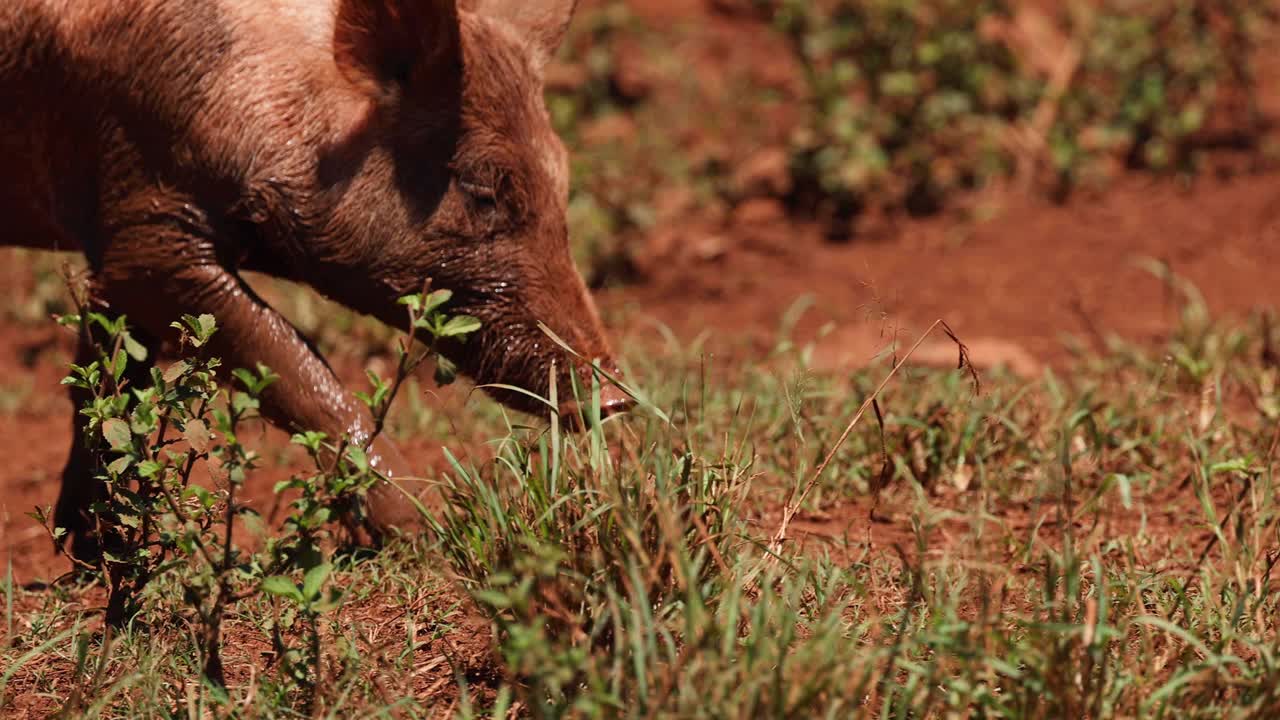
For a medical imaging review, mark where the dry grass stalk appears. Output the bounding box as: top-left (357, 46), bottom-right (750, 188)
top-left (767, 319), bottom-right (977, 559)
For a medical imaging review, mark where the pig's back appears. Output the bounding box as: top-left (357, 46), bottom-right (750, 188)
top-left (0, 0), bottom-right (347, 251)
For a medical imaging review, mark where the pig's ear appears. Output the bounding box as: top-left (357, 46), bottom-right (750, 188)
top-left (468, 0), bottom-right (578, 68)
top-left (334, 0), bottom-right (461, 98)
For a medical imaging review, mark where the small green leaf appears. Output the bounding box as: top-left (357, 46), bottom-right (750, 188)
top-left (187, 485), bottom-right (216, 510)
top-left (137, 460), bottom-right (163, 479)
top-left (366, 366), bottom-right (389, 389)
top-left (163, 361), bottom-right (190, 383)
top-left (254, 364), bottom-right (280, 392)
top-left (346, 446), bottom-right (370, 473)
top-left (122, 333), bottom-right (149, 362)
top-left (231, 368), bottom-right (257, 392)
top-left (130, 404), bottom-right (158, 436)
top-left (434, 356), bottom-right (459, 387)
top-left (102, 418), bottom-right (132, 451)
top-left (262, 576), bottom-right (305, 604)
top-left (302, 562), bottom-right (333, 602)
top-left (1209, 458), bottom-right (1252, 476)
top-left (422, 289), bottom-right (453, 315)
top-left (197, 314), bottom-right (217, 342)
top-left (290, 431), bottom-right (328, 453)
top-left (437, 315), bottom-right (481, 338)
top-left (111, 349), bottom-right (128, 383)
top-left (88, 312), bottom-right (119, 337)
top-left (106, 456), bottom-right (134, 476)
top-left (231, 392), bottom-right (260, 414)
top-left (184, 419), bottom-right (211, 453)
top-left (102, 550), bottom-right (130, 564)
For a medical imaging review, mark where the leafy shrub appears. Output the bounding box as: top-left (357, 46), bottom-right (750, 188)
top-left (32, 282), bottom-right (478, 710)
top-left (1051, 2), bottom-right (1273, 182)
top-left (759, 0), bottom-right (1275, 231)
top-left (771, 0), bottom-right (1029, 224)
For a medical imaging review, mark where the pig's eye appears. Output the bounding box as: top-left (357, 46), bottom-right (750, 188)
top-left (459, 179), bottom-right (498, 209)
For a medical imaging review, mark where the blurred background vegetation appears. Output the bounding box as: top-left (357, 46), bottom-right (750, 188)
top-left (553, 0), bottom-right (1277, 278)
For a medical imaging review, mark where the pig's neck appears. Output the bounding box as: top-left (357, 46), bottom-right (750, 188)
top-left (197, 6), bottom-right (412, 323)
top-left (238, 159), bottom-right (405, 329)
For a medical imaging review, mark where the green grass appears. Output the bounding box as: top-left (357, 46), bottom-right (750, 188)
top-left (3, 293), bottom-right (1279, 717)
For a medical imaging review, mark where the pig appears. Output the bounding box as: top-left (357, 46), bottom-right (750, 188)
top-left (0, 0), bottom-right (632, 558)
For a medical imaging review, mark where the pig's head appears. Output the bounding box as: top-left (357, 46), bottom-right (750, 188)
top-left (319, 0), bottom-right (630, 422)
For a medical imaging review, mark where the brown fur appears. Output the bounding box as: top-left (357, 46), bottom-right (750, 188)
top-left (0, 0), bottom-right (625, 549)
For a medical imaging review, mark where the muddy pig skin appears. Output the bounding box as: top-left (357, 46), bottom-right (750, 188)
top-left (0, 0), bottom-right (632, 555)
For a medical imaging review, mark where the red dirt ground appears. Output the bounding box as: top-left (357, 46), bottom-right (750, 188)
top-left (608, 172), bottom-right (1280, 371)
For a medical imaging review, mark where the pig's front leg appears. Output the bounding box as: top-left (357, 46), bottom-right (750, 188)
top-left (98, 259), bottom-right (422, 536)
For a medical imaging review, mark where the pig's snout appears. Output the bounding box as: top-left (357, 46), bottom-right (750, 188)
top-left (558, 381), bottom-right (635, 429)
